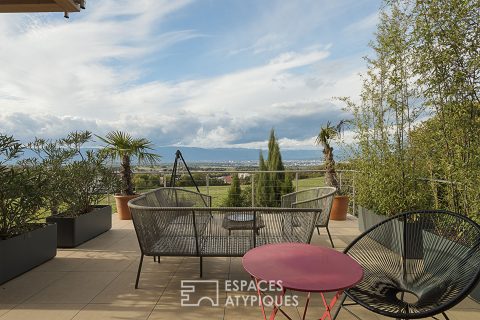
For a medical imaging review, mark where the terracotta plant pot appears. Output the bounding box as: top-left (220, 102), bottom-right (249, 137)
top-left (330, 195), bottom-right (349, 221)
top-left (114, 194), bottom-right (139, 220)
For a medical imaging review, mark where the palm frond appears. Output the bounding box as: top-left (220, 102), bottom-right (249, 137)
top-left (315, 120), bottom-right (350, 146)
top-left (95, 131), bottom-right (161, 164)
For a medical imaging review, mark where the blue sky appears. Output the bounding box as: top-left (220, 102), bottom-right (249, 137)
top-left (0, 0), bottom-right (380, 150)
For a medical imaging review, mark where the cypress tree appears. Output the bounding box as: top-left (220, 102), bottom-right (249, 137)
top-left (224, 174), bottom-right (243, 207)
top-left (282, 173), bottom-right (294, 195)
top-left (255, 129), bottom-right (292, 207)
top-left (255, 152), bottom-right (269, 206)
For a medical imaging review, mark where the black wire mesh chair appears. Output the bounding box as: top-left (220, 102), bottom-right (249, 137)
top-left (129, 187), bottom-right (321, 288)
top-left (281, 187), bottom-right (337, 247)
top-left (334, 210), bottom-right (480, 320)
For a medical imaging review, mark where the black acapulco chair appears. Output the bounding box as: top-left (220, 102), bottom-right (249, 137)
top-left (333, 210), bottom-right (480, 320)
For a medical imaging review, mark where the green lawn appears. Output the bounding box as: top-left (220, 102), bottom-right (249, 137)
top-left (100, 176), bottom-right (326, 212)
top-left (186, 177), bottom-right (325, 207)
top-left (297, 176), bottom-right (325, 189)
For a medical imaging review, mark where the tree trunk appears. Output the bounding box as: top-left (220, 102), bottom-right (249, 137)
top-left (121, 155), bottom-right (134, 195)
top-left (323, 142), bottom-right (340, 191)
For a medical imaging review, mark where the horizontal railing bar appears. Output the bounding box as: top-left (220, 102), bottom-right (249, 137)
top-left (129, 169), bottom-right (359, 174)
top-left (128, 205), bottom-right (322, 212)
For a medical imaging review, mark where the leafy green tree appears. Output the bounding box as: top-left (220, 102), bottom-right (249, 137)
top-left (411, 0), bottom-right (480, 220)
top-left (346, 0), bottom-right (480, 221)
top-left (344, 1), bottom-right (430, 216)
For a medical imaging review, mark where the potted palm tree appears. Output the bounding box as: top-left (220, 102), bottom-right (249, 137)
top-left (96, 131), bottom-right (160, 220)
top-left (316, 121), bottom-right (349, 220)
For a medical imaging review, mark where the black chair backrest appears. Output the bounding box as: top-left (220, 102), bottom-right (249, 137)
top-left (345, 210), bottom-right (480, 318)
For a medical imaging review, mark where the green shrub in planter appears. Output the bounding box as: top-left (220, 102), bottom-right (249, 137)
top-left (29, 131), bottom-right (121, 247)
top-left (0, 135), bottom-right (45, 239)
top-left (0, 134), bottom-right (56, 284)
top-left (29, 131), bottom-right (120, 217)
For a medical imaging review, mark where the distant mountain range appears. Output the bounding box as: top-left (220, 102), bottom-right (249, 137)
top-left (15, 146), bottom-right (347, 165)
top-left (156, 147), bottom-right (324, 162)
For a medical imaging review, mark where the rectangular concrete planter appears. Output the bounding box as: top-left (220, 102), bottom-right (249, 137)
top-left (0, 223), bottom-right (57, 284)
top-left (46, 205), bottom-right (112, 248)
top-left (357, 206), bottom-right (388, 232)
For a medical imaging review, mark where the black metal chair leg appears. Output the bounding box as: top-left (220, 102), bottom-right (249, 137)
top-left (199, 256), bottom-right (203, 277)
top-left (326, 227), bottom-right (334, 248)
top-left (157, 256), bottom-right (161, 263)
top-left (442, 312), bottom-right (450, 320)
top-left (332, 293), bottom-right (347, 320)
top-left (135, 254), bottom-right (144, 289)
top-left (317, 226), bottom-right (321, 235)
top-left (153, 256), bottom-right (157, 262)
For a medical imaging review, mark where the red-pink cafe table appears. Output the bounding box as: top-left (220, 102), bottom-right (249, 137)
top-left (242, 243), bottom-right (363, 320)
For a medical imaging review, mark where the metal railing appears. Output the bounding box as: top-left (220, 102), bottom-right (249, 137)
top-left (123, 169), bottom-right (358, 215)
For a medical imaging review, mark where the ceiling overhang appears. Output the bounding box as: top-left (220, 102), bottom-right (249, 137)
top-left (0, 0), bottom-right (84, 13)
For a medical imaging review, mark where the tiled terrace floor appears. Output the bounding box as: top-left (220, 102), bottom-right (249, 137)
top-left (1, 215), bottom-right (478, 320)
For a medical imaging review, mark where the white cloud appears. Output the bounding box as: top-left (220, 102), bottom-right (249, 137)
top-left (344, 11), bottom-right (379, 33)
top-left (0, 0), bottom-right (368, 150)
top-left (0, 0), bottom-right (197, 118)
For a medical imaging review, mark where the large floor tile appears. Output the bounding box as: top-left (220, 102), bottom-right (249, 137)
top-left (125, 258), bottom-right (180, 274)
top-left (0, 306), bottom-right (14, 318)
top-left (32, 256), bottom-right (88, 272)
top-left (25, 272), bottom-right (118, 304)
top-left (149, 305), bottom-right (224, 320)
top-left (300, 305), bottom-right (383, 320)
top-left (2, 215), bottom-right (479, 320)
top-left (448, 309), bottom-right (480, 320)
top-left (229, 258), bottom-right (249, 275)
top-left (0, 304), bottom-right (84, 320)
top-left (0, 271), bottom-right (67, 304)
top-left (69, 256), bottom-right (134, 272)
top-left (72, 303), bottom-right (155, 320)
top-left (105, 236), bottom-right (141, 252)
top-left (223, 305), bottom-right (298, 320)
top-left (455, 297), bottom-right (479, 309)
top-left (92, 271), bottom-right (169, 304)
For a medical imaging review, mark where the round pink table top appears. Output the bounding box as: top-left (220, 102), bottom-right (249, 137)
top-left (242, 243), bottom-right (363, 292)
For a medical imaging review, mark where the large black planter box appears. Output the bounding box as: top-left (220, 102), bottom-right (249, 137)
top-left (46, 205), bottom-right (112, 248)
top-left (358, 206), bottom-right (388, 232)
top-left (0, 223), bottom-right (57, 284)
top-left (358, 207), bottom-right (424, 259)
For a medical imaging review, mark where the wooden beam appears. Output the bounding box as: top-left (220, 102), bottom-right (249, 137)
top-left (0, 0), bottom-right (53, 4)
top-left (0, 4), bottom-right (64, 13)
top-left (0, 0), bottom-right (80, 13)
top-left (53, 0), bottom-right (79, 12)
